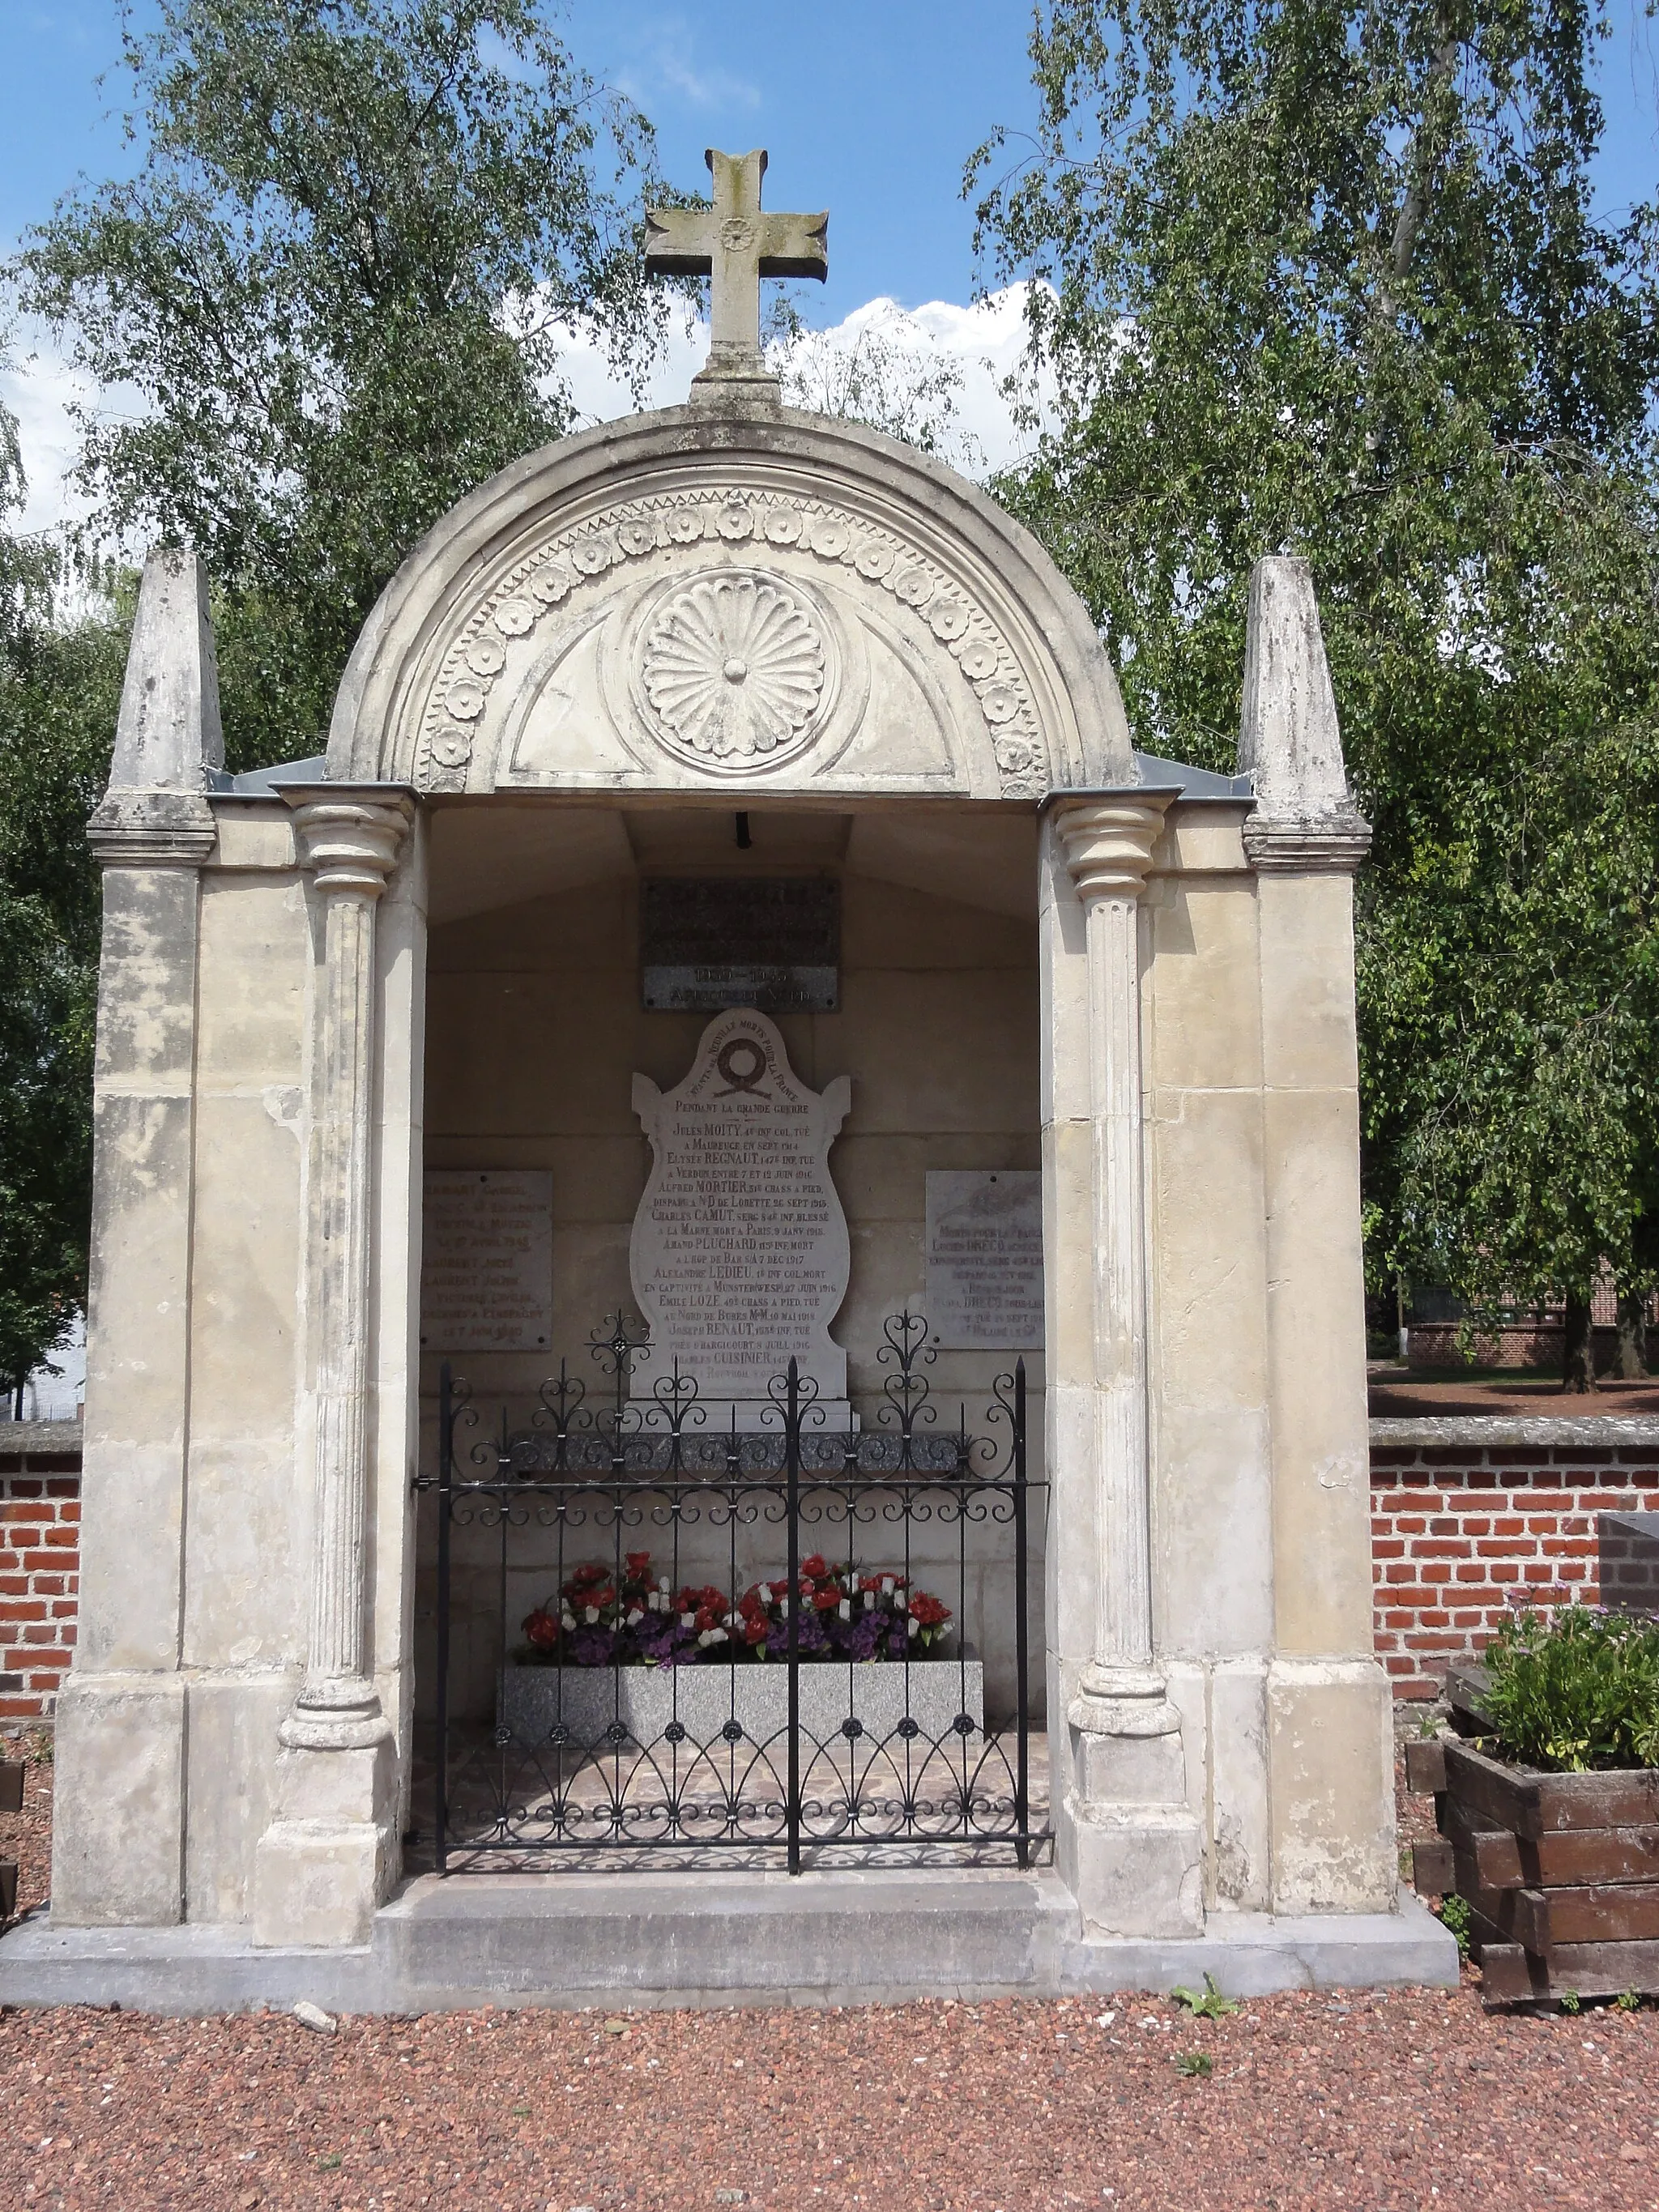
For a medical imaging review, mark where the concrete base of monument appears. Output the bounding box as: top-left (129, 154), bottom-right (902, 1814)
top-left (0, 1877), bottom-right (1458, 2014)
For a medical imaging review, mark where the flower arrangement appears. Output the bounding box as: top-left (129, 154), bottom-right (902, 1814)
top-left (518, 1551), bottom-right (953, 1668)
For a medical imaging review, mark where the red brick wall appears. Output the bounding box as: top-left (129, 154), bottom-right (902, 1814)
top-left (1371, 1423), bottom-right (1659, 1699)
top-left (0, 1428), bottom-right (82, 1724)
top-left (6, 1421), bottom-right (1657, 1725)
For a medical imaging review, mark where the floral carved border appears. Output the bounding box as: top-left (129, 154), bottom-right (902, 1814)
top-left (412, 484), bottom-right (1048, 795)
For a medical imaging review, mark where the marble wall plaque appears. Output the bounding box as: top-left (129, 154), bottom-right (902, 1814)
top-left (640, 876), bottom-right (838, 1012)
top-left (925, 1171), bottom-right (1044, 1350)
top-left (630, 1009), bottom-right (851, 1403)
top-left (420, 1170), bottom-right (553, 1352)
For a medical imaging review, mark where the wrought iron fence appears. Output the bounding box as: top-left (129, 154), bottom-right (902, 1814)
top-left (420, 1310), bottom-right (1049, 1873)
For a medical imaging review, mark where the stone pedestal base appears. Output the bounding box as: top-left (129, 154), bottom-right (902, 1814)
top-left (50, 1674), bottom-right (186, 1928)
top-left (1060, 1801), bottom-right (1206, 1939)
top-left (1057, 1681), bottom-right (1205, 1938)
top-left (1267, 1656), bottom-right (1396, 1913)
top-left (252, 1737), bottom-right (398, 1949)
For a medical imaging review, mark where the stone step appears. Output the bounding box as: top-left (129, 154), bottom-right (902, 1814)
top-left (0, 1870), bottom-right (1456, 2013)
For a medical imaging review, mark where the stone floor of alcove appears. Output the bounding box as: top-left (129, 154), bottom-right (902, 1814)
top-left (403, 1724), bottom-right (1054, 1875)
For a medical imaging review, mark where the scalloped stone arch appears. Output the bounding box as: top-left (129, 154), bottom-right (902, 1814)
top-left (326, 404), bottom-right (1134, 798)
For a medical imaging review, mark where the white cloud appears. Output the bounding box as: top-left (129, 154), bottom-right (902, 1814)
top-left (612, 15), bottom-right (762, 113)
top-left (3, 286), bottom-right (1051, 539)
top-left (1, 326), bottom-right (98, 536)
top-left (556, 282), bottom-right (1051, 479)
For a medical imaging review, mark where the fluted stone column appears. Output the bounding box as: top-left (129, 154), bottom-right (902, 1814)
top-left (253, 788), bottom-right (413, 1947)
top-left (1044, 792), bottom-right (1204, 1937)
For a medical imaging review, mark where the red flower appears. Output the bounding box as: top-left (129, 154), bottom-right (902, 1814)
top-left (625, 1551), bottom-right (652, 1576)
top-left (909, 1592), bottom-right (950, 1628)
top-left (812, 1588), bottom-right (840, 1613)
top-left (800, 1554), bottom-right (829, 1580)
top-left (522, 1608), bottom-right (561, 1651)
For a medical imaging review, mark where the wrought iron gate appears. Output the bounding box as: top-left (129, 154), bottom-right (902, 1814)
top-left (422, 1311), bottom-right (1049, 1873)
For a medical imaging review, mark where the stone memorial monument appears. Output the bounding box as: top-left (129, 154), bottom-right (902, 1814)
top-left (419, 1170), bottom-right (553, 1353)
top-left (926, 1170), bottom-right (1043, 1350)
top-left (630, 1008), bottom-right (851, 1413)
top-left (1, 146), bottom-right (1452, 2013)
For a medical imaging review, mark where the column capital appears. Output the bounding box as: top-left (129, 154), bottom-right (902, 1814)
top-left (281, 786), bottom-right (415, 897)
top-left (1242, 807), bottom-right (1372, 875)
top-left (1050, 791), bottom-right (1178, 904)
top-left (86, 791), bottom-right (217, 870)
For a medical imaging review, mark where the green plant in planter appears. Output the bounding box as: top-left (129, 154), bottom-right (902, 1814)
top-left (1482, 1605), bottom-right (1659, 1772)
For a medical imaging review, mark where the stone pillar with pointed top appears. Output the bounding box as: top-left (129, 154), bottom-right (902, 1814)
top-left (53, 551), bottom-right (224, 1925)
top-left (1239, 556), bottom-right (1394, 1912)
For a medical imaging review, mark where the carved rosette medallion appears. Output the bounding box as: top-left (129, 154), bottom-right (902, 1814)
top-left (640, 573), bottom-right (826, 769)
top-left (415, 483), bottom-right (1048, 796)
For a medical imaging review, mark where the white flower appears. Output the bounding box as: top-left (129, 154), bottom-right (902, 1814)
top-left (907, 1616), bottom-right (919, 1637)
top-left (881, 1577), bottom-right (893, 1595)
top-left (561, 1613), bottom-right (576, 1631)
top-left (864, 1591), bottom-right (874, 1609)
top-left (778, 1596), bottom-right (791, 1617)
top-left (584, 1606), bottom-right (599, 1625)
top-left (659, 1576), bottom-right (671, 1592)
top-left (838, 1599), bottom-right (851, 1621)
top-left (626, 1609), bottom-right (643, 1627)
top-left (894, 1592), bottom-right (908, 1611)
top-left (725, 1612), bottom-right (740, 1629)
top-left (680, 1612), bottom-right (695, 1629)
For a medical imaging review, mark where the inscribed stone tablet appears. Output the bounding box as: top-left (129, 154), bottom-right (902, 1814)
top-left (926, 1171), bottom-right (1044, 1350)
top-left (629, 1009), bottom-right (851, 1403)
top-left (640, 876), bottom-right (838, 1012)
top-left (420, 1170), bottom-right (553, 1352)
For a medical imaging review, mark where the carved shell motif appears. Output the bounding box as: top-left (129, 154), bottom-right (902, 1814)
top-left (641, 575), bottom-right (825, 765)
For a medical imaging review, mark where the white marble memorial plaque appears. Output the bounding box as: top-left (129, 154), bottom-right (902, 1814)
top-left (630, 1009), bottom-right (851, 1406)
top-left (926, 1171), bottom-right (1044, 1350)
top-left (420, 1170), bottom-right (553, 1352)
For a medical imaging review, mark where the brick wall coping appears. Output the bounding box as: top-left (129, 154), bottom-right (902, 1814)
top-left (1370, 1414), bottom-right (1659, 1448)
top-left (0, 1419), bottom-right (82, 1459)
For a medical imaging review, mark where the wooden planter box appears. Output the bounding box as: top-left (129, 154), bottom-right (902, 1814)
top-left (1408, 1669), bottom-right (1659, 2006)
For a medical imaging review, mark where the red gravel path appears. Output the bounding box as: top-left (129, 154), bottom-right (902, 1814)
top-left (5, 1750), bottom-right (1659, 2210)
top-left (3, 1985), bottom-right (1657, 2210)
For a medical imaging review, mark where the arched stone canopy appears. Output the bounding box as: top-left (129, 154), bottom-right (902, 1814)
top-left (326, 404), bottom-right (1136, 799)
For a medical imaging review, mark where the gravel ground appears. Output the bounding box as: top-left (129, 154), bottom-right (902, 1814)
top-left (5, 1738), bottom-right (1659, 2211)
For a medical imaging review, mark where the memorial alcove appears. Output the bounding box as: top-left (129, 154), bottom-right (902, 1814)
top-left (350, 399), bottom-right (1124, 1746)
top-left (48, 154), bottom-right (1401, 1968)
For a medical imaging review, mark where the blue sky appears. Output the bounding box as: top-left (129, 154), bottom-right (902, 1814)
top-left (6, 2), bottom-right (1653, 316)
top-left (3, 1), bottom-right (1658, 526)
top-left (0, 0), bottom-right (1042, 315)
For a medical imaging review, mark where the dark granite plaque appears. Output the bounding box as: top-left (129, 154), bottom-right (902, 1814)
top-left (641, 877), bottom-right (839, 1012)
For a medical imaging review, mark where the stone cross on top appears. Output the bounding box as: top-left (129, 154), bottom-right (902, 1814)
top-left (646, 149), bottom-right (828, 390)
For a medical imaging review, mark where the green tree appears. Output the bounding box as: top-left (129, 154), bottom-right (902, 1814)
top-left (0, 0), bottom-right (670, 1387)
top-left (0, 386), bottom-right (127, 1400)
top-left (15, 0), bottom-right (667, 768)
top-left (970, 0), bottom-right (1659, 1386)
